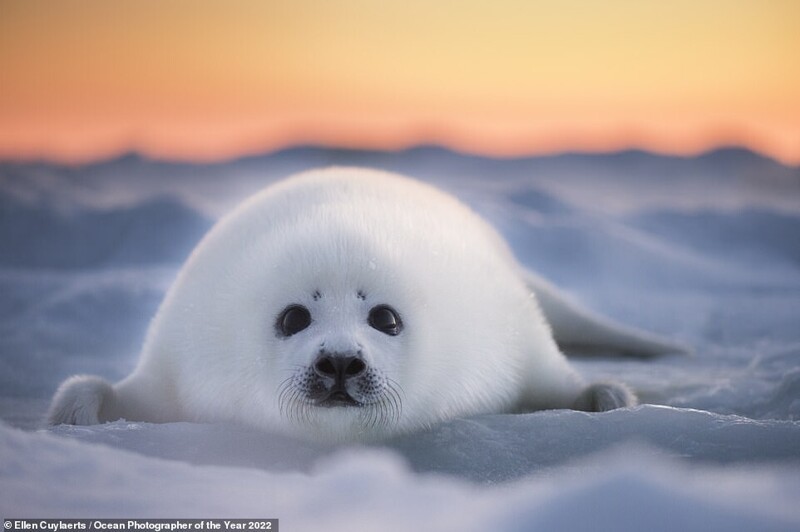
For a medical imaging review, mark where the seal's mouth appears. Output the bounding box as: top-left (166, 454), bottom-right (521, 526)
top-left (315, 389), bottom-right (362, 408)
top-left (279, 366), bottom-right (403, 427)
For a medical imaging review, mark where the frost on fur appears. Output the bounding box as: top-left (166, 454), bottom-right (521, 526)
top-left (47, 375), bottom-right (116, 425)
top-left (572, 382), bottom-right (638, 412)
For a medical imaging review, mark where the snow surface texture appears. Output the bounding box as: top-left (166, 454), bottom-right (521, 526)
top-left (2, 147), bottom-right (800, 529)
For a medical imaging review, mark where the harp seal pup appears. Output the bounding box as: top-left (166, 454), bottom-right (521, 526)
top-left (48, 167), bottom-right (683, 442)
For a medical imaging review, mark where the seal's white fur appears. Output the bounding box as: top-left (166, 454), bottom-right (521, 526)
top-left (49, 168), bottom-right (680, 442)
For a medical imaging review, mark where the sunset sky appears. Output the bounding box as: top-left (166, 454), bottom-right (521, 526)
top-left (1, 0), bottom-right (798, 164)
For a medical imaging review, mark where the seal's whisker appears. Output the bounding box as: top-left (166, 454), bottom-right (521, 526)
top-left (291, 389), bottom-right (307, 425)
top-left (385, 379), bottom-right (404, 425)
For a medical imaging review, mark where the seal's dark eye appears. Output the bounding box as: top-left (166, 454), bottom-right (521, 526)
top-left (277, 305), bottom-right (311, 337)
top-left (368, 305), bottom-right (402, 336)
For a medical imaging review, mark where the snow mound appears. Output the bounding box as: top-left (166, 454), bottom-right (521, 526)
top-left (44, 406), bottom-right (800, 484)
top-left (3, 421), bottom-right (799, 530)
top-left (0, 192), bottom-right (211, 269)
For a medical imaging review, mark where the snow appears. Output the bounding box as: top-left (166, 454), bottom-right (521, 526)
top-left (2, 147), bottom-right (800, 529)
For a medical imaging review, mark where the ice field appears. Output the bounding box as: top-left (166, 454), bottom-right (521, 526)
top-left (2, 147), bottom-right (799, 530)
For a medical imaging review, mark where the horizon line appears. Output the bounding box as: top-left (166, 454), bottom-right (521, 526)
top-left (0, 139), bottom-right (796, 169)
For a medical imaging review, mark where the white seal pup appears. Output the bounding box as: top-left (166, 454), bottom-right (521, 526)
top-left (48, 168), bottom-right (683, 442)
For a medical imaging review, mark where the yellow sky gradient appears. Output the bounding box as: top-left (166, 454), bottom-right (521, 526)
top-left (1, 0), bottom-right (798, 163)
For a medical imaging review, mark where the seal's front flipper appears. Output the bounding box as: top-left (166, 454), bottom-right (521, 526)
top-left (522, 269), bottom-right (688, 358)
top-left (47, 375), bottom-right (118, 425)
top-left (573, 382), bottom-right (637, 412)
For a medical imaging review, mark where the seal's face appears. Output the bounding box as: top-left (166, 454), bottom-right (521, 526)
top-left (272, 293), bottom-right (406, 436)
top-left (275, 291), bottom-right (403, 416)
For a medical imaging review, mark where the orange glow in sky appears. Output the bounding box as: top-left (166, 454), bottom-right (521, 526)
top-left (1, 0), bottom-right (799, 164)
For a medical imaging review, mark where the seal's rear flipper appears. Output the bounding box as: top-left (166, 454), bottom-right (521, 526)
top-left (522, 269), bottom-right (689, 358)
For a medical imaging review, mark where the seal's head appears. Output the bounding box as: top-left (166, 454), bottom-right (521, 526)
top-left (140, 168), bottom-right (539, 442)
top-left (240, 183), bottom-right (425, 442)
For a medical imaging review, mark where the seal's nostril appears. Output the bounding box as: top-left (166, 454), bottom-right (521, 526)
top-left (314, 356), bottom-right (337, 378)
top-left (345, 358), bottom-right (366, 376)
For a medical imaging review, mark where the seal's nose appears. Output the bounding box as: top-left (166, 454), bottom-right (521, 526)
top-left (313, 354), bottom-right (367, 383)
